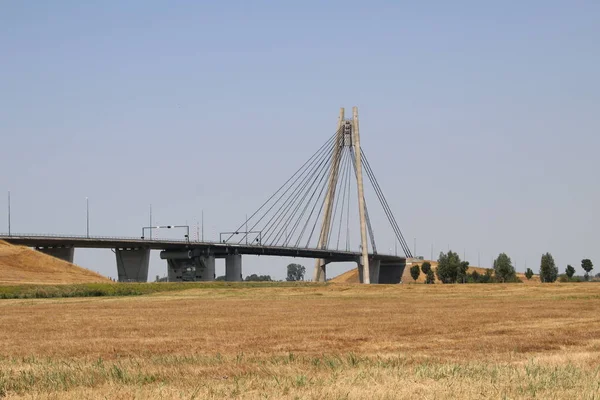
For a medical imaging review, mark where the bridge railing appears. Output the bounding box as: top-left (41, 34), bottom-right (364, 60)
top-left (0, 232), bottom-right (192, 242)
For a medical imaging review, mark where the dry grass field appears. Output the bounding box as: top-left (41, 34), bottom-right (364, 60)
top-left (0, 241), bottom-right (109, 285)
top-left (1, 283), bottom-right (600, 399)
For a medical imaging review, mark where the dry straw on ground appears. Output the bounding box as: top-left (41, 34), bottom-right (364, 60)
top-left (0, 240), bottom-right (109, 285)
top-left (1, 282), bottom-right (599, 398)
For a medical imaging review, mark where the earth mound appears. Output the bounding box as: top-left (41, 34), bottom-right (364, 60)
top-left (0, 240), bottom-right (110, 285)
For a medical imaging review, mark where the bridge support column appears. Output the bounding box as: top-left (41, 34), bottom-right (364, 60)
top-left (196, 256), bottom-right (215, 281)
top-left (161, 250), bottom-right (215, 282)
top-left (225, 254), bottom-right (242, 282)
top-left (35, 246), bottom-right (75, 263)
top-left (116, 248), bottom-right (150, 282)
top-left (369, 259), bottom-right (380, 284)
top-left (379, 260), bottom-right (407, 284)
top-left (314, 261), bottom-right (327, 282)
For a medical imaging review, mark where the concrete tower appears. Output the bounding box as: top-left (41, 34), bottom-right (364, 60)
top-left (313, 107), bottom-right (371, 283)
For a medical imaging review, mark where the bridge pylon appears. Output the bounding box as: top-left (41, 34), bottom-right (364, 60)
top-left (224, 106), bottom-right (413, 284)
top-left (314, 107), bottom-right (372, 283)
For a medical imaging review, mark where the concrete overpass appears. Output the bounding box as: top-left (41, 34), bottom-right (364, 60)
top-left (0, 234), bottom-right (406, 283)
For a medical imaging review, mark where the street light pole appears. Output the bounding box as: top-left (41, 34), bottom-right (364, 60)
top-left (7, 190), bottom-right (11, 236)
top-left (86, 197), bottom-right (89, 238)
top-left (413, 237), bottom-right (416, 258)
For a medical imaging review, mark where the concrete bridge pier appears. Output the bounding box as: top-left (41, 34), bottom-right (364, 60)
top-left (378, 260), bottom-right (406, 284)
top-left (314, 260), bottom-right (328, 282)
top-left (225, 254), bottom-right (242, 282)
top-left (369, 259), bottom-right (380, 284)
top-left (357, 258), bottom-right (380, 284)
top-left (35, 246), bottom-right (75, 263)
top-left (197, 256), bottom-right (216, 281)
top-left (115, 248), bottom-right (150, 282)
top-left (161, 250), bottom-right (216, 282)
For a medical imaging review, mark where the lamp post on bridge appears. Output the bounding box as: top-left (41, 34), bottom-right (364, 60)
top-left (86, 197), bottom-right (90, 238)
top-left (7, 190), bottom-right (11, 236)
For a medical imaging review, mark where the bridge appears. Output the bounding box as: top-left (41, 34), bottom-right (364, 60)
top-left (1, 107), bottom-right (412, 284)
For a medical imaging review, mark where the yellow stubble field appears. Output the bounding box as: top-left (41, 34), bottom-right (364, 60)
top-left (1, 283), bottom-right (600, 399)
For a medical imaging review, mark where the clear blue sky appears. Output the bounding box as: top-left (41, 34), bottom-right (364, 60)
top-left (1, 1), bottom-right (598, 280)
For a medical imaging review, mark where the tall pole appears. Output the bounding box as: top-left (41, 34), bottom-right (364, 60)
top-left (313, 108), bottom-right (345, 282)
top-left (413, 237), bottom-right (416, 258)
top-left (430, 243), bottom-right (433, 261)
top-left (352, 106), bottom-right (371, 284)
top-left (245, 214), bottom-right (248, 245)
top-left (149, 204), bottom-right (152, 239)
top-left (201, 210), bottom-right (204, 241)
top-left (86, 197), bottom-right (89, 238)
top-left (7, 190), bottom-right (11, 236)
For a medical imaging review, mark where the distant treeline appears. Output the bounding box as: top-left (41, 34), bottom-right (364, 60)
top-left (409, 251), bottom-right (595, 284)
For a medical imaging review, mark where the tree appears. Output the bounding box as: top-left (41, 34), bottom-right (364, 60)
top-left (421, 261), bottom-right (432, 275)
top-left (565, 265), bottom-right (576, 280)
top-left (215, 275), bottom-right (226, 281)
top-left (436, 251), bottom-right (463, 284)
top-left (457, 261), bottom-right (470, 283)
top-left (493, 253), bottom-right (516, 283)
top-left (245, 274), bottom-right (273, 282)
top-left (525, 268), bottom-right (534, 280)
top-left (426, 268), bottom-right (435, 284)
top-left (410, 265), bottom-right (421, 282)
top-left (539, 253), bottom-right (558, 283)
top-left (581, 259), bottom-right (594, 281)
top-left (286, 263), bottom-right (306, 281)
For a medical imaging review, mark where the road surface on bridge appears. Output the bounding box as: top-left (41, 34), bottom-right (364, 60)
top-left (0, 234), bottom-right (406, 264)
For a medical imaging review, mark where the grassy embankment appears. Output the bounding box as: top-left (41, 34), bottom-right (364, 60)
top-left (0, 281), bottom-right (318, 299)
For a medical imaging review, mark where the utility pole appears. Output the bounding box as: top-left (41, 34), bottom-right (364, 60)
top-left (430, 243), bottom-right (433, 261)
top-left (86, 197), bottom-right (90, 238)
top-left (201, 210), bottom-right (204, 242)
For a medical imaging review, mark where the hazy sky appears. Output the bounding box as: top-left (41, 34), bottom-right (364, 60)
top-left (1, 1), bottom-right (598, 280)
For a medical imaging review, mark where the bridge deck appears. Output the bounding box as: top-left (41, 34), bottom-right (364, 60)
top-left (0, 235), bottom-right (405, 264)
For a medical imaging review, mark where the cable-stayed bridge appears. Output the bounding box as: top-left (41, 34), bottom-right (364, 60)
top-left (0, 107), bottom-right (412, 284)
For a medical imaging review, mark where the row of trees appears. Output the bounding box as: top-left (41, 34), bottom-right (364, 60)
top-left (540, 255), bottom-right (595, 282)
top-left (409, 251), bottom-right (594, 284)
top-left (215, 263), bottom-right (307, 282)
